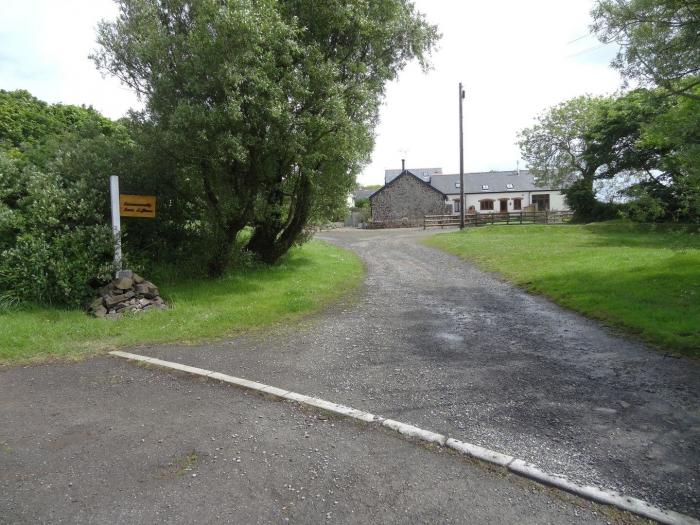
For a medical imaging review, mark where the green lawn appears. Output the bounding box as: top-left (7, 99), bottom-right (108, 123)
top-left (425, 222), bottom-right (700, 356)
top-left (0, 240), bottom-right (363, 365)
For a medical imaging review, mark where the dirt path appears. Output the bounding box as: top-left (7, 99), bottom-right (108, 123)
top-left (133, 228), bottom-right (700, 517)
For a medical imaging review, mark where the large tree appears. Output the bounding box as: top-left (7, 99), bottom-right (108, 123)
top-left (519, 88), bottom-right (699, 222)
top-left (93, 0), bottom-right (438, 269)
top-left (591, 0), bottom-right (700, 98)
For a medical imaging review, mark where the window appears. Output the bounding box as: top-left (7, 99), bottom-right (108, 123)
top-left (455, 182), bottom-right (461, 188)
top-left (506, 183), bottom-right (514, 189)
top-left (482, 184), bottom-right (489, 190)
top-left (513, 198), bottom-right (522, 210)
top-left (532, 194), bottom-right (550, 211)
top-left (453, 200), bottom-right (461, 213)
top-left (479, 199), bottom-right (494, 211)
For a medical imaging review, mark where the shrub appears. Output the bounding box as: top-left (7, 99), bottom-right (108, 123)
top-left (564, 179), bottom-right (621, 222)
top-left (0, 159), bottom-right (114, 308)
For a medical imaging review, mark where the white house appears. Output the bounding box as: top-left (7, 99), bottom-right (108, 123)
top-left (428, 170), bottom-right (568, 214)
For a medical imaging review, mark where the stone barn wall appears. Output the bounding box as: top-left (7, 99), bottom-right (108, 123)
top-left (370, 173), bottom-right (450, 227)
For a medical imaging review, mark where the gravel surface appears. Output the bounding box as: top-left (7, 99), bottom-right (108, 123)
top-left (0, 359), bottom-right (624, 524)
top-left (135, 228), bottom-right (699, 518)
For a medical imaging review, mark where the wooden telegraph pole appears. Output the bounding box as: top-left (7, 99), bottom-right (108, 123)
top-left (459, 83), bottom-right (466, 229)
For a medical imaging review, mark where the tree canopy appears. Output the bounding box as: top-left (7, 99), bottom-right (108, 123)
top-left (93, 0), bottom-right (438, 269)
top-left (591, 0), bottom-right (700, 98)
top-left (519, 87), bottom-right (699, 222)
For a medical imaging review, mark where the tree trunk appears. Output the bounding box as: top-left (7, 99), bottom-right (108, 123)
top-left (248, 173), bottom-right (313, 264)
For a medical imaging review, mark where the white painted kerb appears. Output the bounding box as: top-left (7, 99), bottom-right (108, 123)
top-left (109, 350), bottom-right (699, 525)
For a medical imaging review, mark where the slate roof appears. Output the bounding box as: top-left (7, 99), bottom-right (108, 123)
top-left (352, 189), bottom-right (376, 201)
top-left (429, 170), bottom-right (558, 195)
top-left (371, 170), bottom-right (448, 200)
top-left (385, 167), bottom-right (442, 184)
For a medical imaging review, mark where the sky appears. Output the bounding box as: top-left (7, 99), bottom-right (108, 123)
top-left (0, 1), bottom-right (622, 186)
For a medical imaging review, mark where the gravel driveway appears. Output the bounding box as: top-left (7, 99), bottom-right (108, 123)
top-left (134, 228), bottom-right (700, 518)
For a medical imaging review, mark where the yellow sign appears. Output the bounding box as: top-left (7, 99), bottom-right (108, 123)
top-left (119, 194), bottom-right (156, 218)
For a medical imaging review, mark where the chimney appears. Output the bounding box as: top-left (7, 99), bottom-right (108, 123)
top-left (401, 158), bottom-right (406, 172)
top-left (517, 161), bottom-right (521, 176)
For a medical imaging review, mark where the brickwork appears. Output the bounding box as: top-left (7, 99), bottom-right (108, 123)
top-left (370, 172), bottom-right (450, 227)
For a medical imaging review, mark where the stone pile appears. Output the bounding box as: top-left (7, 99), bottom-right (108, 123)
top-left (88, 270), bottom-right (167, 318)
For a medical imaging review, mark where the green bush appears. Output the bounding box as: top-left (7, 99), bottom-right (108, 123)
top-left (563, 179), bottom-right (621, 222)
top-left (0, 158), bottom-right (114, 308)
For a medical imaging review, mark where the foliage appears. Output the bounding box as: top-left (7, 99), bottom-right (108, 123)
top-left (519, 87), bottom-right (699, 222)
top-left (564, 179), bottom-right (621, 221)
top-left (0, 153), bottom-right (114, 308)
top-left (0, 240), bottom-right (363, 364)
top-left (0, 91), bottom-right (133, 308)
top-left (354, 198), bottom-right (370, 209)
top-left (426, 223), bottom-right (700, 356)
top-left (518, 96), bottom-right (606, 188)
top-left (591, 0), bottom-right (700, 98)
top-left (93, 0), bottom-right (438, 270)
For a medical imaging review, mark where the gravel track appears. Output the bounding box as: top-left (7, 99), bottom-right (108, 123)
top-left (136, 228), bottom-right (699, 517)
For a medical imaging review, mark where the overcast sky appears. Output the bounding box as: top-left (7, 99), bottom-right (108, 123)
top-left (1, 1), bottom-right (622, 186)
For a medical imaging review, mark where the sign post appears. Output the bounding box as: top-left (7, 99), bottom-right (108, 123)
top-left (109, 176), bottom-right (156, 275)
top-left (109, 175), bottom-right (122, 273)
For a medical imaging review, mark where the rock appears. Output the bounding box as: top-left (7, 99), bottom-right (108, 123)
top-left (113, 277), bottom-right (133, 290)
top-left (116, 270), bottom-right (134, 279)
top-left (98, 284), bottom-right (114, 296)
top-left (92, 305), bottom-right (108, 318)
top-left (142, 281), bottom-right (158, 293)
top-left (104, 294), bottom-right (123, 308)
top-left (89, 273), bottom-right (166, 318)
top-left (89, 297), bottom-right (104, 310)
top-left (104, 291), bottom-right (135, 308)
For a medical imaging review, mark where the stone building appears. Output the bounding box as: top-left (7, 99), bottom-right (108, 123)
top-left (369, 170), bottom-right (450, 227)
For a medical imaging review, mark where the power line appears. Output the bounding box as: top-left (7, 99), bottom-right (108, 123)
top-left (566, 33), bottom-right (593, 45)
top-left (565, 43), bottom-right (609, 58)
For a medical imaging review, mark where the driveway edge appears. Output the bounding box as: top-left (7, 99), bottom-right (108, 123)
top-left (109, 350), bottom-right (698, 525)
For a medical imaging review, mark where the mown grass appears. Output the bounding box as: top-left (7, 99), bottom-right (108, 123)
top-left (425, 222), bottom-right (700, 356)
top-left (0, 240), bottom-right (363, 365)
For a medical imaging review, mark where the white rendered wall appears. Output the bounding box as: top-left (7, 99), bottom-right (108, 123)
top-left (446, 191), bottom-right (569, 214)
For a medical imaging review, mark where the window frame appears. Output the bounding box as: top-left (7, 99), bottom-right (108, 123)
top-left (479, 199), bottom-right (494, 211)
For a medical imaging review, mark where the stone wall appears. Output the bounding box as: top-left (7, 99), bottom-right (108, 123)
top-left (370, 173), bottom-right (450, 227)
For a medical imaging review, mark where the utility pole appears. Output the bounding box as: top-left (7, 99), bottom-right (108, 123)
top-left (459, 83), bottom-right (466, 229)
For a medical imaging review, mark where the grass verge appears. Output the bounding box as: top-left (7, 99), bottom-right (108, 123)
top-left (424, 222), bottom-right (699, 356)
top-left (0, 240), bottom-right (363, 365)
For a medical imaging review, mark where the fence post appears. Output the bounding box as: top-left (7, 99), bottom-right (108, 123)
top-left (520, 212), bottom-right (523, 224)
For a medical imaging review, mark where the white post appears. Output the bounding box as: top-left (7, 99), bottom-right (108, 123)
top-left (110, 175), bottom-right (122, 273)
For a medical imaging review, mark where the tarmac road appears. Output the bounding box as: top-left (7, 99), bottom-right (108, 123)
top-left (1, 359), bottom-right (618, 524)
